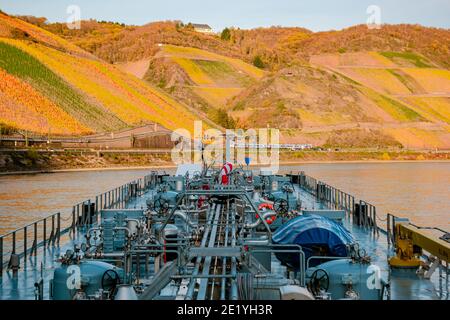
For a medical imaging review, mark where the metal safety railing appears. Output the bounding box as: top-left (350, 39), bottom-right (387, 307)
top-left (0, 172), bottom-right (158, 276)
top-left (294, 172), bottom-right (380, 235)
top-left (0, 212), bottom-right (62, 274)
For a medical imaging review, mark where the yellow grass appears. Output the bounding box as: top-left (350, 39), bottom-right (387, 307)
top-left (402, 97), bottom-right (450, 123)
top-left (226, 57), bottom-right (265, 79)
top-left (359, 87), bottom-right (421, 122)
top-left (163, 45), bottom-right (264, 79)
top-left (383, 127), bottom-right (448, 149)
top-left (344, 68), bottom-right (411, 95)
top-left (369, 52), bottom-right (398, 67)
top-left (297, 109), bottom-right (349, 126)
top-left (402, 68), bottom-right (450, 93)
top-left (192, 87), bottom-right (242, 106)
top-left (312, 52), bottom-right (396, 68)
top-left (172, 57), bottom-right (214, 85)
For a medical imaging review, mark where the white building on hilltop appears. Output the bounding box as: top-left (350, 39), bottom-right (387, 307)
top-left (191, 23), bottom-right (214, 34)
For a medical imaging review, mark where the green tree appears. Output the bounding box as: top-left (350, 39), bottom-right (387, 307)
top-left (221, 28), bottom-right (231, 41)
top-left (208, 108), bottom-right (236, 129)
top-left (252, 55), bottom-right (265, 69)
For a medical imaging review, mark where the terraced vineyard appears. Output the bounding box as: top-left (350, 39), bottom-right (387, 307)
top-left (0, 12), bottom-right (201, 135)
top-left (0, 40), bottom-right (124, 133)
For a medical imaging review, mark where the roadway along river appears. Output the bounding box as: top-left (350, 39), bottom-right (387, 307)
top-left (0, 162), bottom-right (448, 235)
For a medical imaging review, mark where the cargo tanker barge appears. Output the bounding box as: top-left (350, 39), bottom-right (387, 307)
top-left (0, 163), bottom-right (448, 300)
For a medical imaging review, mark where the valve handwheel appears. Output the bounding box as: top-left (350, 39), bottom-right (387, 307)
top-left (154, 198), bottom-right (169, 214)
top-left (308, 269), bottom-right (330, 296)
top-left (101, 269), bottom-right (120, 294)
top-left (274, 198), bottom-right (289, 214)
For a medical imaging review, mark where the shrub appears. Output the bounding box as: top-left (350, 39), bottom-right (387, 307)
top-left (221, 28), bottom-right (231, 41)
top-left (252, 56), bottom-right (265, 69)
top-left (208, 108), bottom-right (236, 129)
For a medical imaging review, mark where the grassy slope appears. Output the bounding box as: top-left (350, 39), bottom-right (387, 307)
top-left (307, 51), bottom-right (450, 148)
top-left (151, 44), bottom-right (264, 108)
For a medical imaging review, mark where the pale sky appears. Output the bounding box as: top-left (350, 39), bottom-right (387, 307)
top-left (1, 0), bottom-right (449, 32)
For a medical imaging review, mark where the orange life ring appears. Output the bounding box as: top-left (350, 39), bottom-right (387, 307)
top-left (257, 203), bottom-right (276, 222)
top-left (258, 203), bottom-right (274, 211)
top-left (266, 216), bottom-right (277, 225)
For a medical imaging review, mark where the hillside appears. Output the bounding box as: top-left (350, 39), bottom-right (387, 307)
top-left (6, 13), bottom-right (450, 149)
top-left (307, 51), bottom-right (450, 148)
top-left (38, 20), bottom-right (244, 64)
top-left (0, 12), bottom-right (203, 135)
top-left (229, 64), bottom-right (450, 149)
top-left (141, 44), bottom-right (264, 125)
top-left (27, 17), bottom-right (450, 72)
top-left (226, 26), bottom-right (450, 149)
top-left (220, 24), bottom-right (450, 71)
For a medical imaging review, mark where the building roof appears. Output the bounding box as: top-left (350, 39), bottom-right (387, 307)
top-left (192, 23), bottom-right (212, 30)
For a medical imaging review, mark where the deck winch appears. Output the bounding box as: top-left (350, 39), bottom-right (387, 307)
top-left (389, 220), bottom-right (450, 277)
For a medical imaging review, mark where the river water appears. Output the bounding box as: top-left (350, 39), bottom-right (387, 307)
top-left (0, 162), bottom-right (448, 235)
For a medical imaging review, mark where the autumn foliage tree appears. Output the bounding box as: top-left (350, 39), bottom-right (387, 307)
top-left (221, 28), bottom-right (231, 41)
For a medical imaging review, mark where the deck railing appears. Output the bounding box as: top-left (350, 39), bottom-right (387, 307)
top-left (293, 172), bottom-right (380, 235)
top-left (0, 172), bottom-right (158, 276)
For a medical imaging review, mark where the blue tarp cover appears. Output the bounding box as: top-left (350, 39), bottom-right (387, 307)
top-left (272, 215), bottom-right (355, 268)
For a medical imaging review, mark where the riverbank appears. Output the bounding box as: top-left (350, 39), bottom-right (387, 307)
top-left (0, 149), bottom-right (448, 174)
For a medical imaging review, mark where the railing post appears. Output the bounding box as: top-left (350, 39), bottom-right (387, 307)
top-left (364, 202), bottom-right (368, 228)
top-left (122, 185), bottom-right (125, 207)
top-left (32, 222), bottom-right (37, 256)
top-left (373, 206), bottom-right (378, 235)
top-left (359, 200), bottom-right (363, 226)
top-left (0, 237), bottom-right (3, 275)
top-left (12, 231), bottom-right (16, 254)
top-left (43, 218), bottom-right (47, 247)
top-left (86, 201), bottom-right (90, 226)
top-left (49, 215), bottom-right (55, 245)
top-left (57, 212), bottom-right (61, 243)
top-left (387, 213), bottom-right (391, 246)
top-left (72, 207), bottom-right (76, 234)
top-left (23, 226), bottom-right (27, 260)
top-left (351, 196), bottom-right (355, 218)
top-left (76, 204), bottom-right (80, 228)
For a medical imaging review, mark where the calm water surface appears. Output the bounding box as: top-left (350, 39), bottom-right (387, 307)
top-left (0, 162), bottom-right (448, 235)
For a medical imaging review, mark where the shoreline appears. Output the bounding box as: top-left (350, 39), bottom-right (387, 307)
top-left (1, 159), bottom-right (449, 176)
